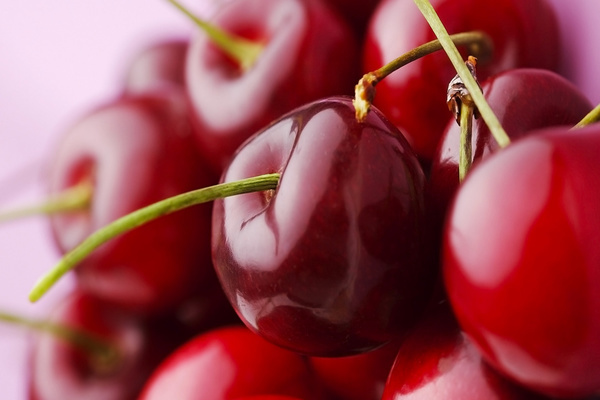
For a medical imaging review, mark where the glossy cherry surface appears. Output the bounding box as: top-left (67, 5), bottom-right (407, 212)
top-left (28, 291), bottom-right (183, 400)
top-left (212, 96), bottom-right (436, 356)
top-left (138, 325), bottom-right (323, 400)
top-left (48, 89), bottom-right (217, 315)
top-left (186, 0), bottom-right (360, 172)
top-left (444, 125), bottom-right (600, 398)
top-left (122, 38), bottom-right (188, 94)
top-left (428, 68), bottom-right (593, 229)
top-left (382, 305), bottom-right (550, 399)
top-left (310, 339), bottom-right (401, 400)
top-left (363, 0), bottom-right (560, 163)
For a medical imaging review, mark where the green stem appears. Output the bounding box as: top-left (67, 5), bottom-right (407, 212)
top-left (459, 101), bottom-right (474, 182)
top-left (29, 173), bottom-right (280, 303)
top-left (573, 103), bottom-right (600, 129)
top-left (354, 31), bottom-right (493, 122)
top-left (167, 0), bottom-right (263, 71)
top-left (413, 0), bottom-right (510, 148)
top-left (0, 311), bottom-right (120, 367)
top-left (0, 180), bottom-right (92, 223)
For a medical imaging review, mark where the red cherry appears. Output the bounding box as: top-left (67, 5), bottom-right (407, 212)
top-left (363, 0), bottom-right (560, 163)
top-left (444, 124), bottom-right (600, 398)
top-left (310, 339), bottom-right (401, 400)
top-left (321, 0), bottom-right (382, 37)
top-left (428, 68), bottom-right (593, 231)
top-left (185, 0), bottom-right (360, 172)
top-left (138, 325), bottom-right (324, 400)
top-left (212, 96), bottom-right (436, 356)
top-left (28, 291), bottom-right (185, 400)
top-left (381, 305), bottom-right (550, 399)
top-left (233, 397), bottom-right (304, 400)
top-left (122, 38), bottom-right (188, 94)
top-left (48, 89), bottom-right (217, 315)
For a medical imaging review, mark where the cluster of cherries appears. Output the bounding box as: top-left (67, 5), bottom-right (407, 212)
top-left (4, 0), bottom-right (600, 398)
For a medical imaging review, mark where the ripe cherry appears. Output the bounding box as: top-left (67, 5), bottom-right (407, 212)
top-left (363, 0), bottom-right (560, 163)
top-left (310, 339), bottom-right (402, 400)
top-left (381, 305), bottom-right (550, 399)
top-left (428, 68), bottom-right (593, 231)
top-left (212, 96), bottom-right (437, 356)
top-left (122, 38), bottom-right (188, 94)
top-left (27, 291), bottom-right (186, 400)
top-left (47, 89), bottom-right (217, 315)
top-left (184, 0), bottom-right (360, 172)
top-left (444, 124), bottom-right (600, 398)
top-left (138, 325), bottom-right (325, 400)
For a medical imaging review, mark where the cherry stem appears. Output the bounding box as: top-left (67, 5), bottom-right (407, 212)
top-left (354, 31), bottom-right (493, 122)
top-left (573, 103), bottom-right (600, 129)
top-left (29, 173), bottom-right (280, 303)
top-left (0, 180), bottom-right (92, 223)
top-left (0, 310), bottom-right (120, 368)
top-left (413, 0), bottom-right (510, 148)
top-left (167, 0), bottom-right (263, 71)
top-left (459, 102), bottom-right (474, 182)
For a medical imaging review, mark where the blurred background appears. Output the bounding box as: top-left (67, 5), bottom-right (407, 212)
top-left (0, 0), bottom-right (597, 397)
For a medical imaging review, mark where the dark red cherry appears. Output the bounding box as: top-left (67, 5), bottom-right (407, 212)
top-left (310, 339), bottom-right (401, 400)
top-left (212, 96), bottom-right (436, 356)
top-left (122, 38), bottom-right (188, 94)
top-left (444, 124), bottom-right (600, 398)
top-left (185, 0), bottom-right (360, 172)
top-left (48, 89), bottom-right (217, 315)
top-left (27, 291), bottom-right (185, 400)
top-left (233, 397), bottom-right (304, 400)
top-left (138, 325), bottom-right (324, 400)
top-left (321, 0), bottom-right (382, 37)
top-left (363, 0), bottom-right (560, 163)
top-left (381, 305), bottom-right (550, 399)
top-left (428, 68), bottom-right (593, 231)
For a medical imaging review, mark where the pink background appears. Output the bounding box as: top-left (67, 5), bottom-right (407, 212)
top-left (0, 0), bottom-right (597, 398)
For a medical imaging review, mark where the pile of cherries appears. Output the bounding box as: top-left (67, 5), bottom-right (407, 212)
top-left (5, 0), bottom-right (600, 399)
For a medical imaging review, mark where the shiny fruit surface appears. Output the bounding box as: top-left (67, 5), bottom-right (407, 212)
top-left (138, 325), bottom-right (322, 400)
top-left (444, 125), bottom-right (600, 398)
top-left (48, 90), bottom-right (217, 315)
top-left (212, 96), bottom-right (436, 356)
top-left (363, 0), bottom-right (560, 163)
top-left (186, 0), bottom-right (359, 172)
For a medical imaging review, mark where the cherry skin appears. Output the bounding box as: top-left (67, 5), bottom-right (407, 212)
top-left (233, 397), bottom-right (304, 400)
top-left (212, 96), bottom-right (437, 356)
top-left (310, 339), bottom-right (402, 400)
top-left (138, 325), bottom-right (325, 400)
top-left (428, 68), bottom-right (593, 230)
top-left (381, 305), bottom-right (550, 399)
top-left (321, 0), bottom-right (382, 37)
top-left (27, 291), bottom-right (187, 400)
top-left (122, 38), bottom-right (188, 94)
top-left (363, 0), bottom-right (560, 164)
top-left (48, 89), bottom-right (218, 316)
top-left (444, 124), bottom-right (600, 398)
top-left (185, 0), bottom-right (360, 173)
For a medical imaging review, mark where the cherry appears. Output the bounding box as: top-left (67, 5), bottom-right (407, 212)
top-left (212, 96), bottom-right (437, 356)
top-left (310, 339), bottom-right (402, 400)
top-left (321, 0), bottom-right (382, 37)
top-left (444, 124), bottom-right (600, 398)
top-left (428, 68), bottom-right (593, 232)
top-left (121, 38), bottom-right (188, 94)
top-left (46, 89), bottom-right (217, 315)
top-left (138, 325), bottom-right (325, 400)
top-left (183, 0), bottom-right (360, 172)
top-left (381, 305), bottom-right (550, 399)
top-left (363, 0), bottom-right (560, 163)
top-left (233, 397), bottom-right (303, 400)
top-left (27, 290), bottom-right (186, 400)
